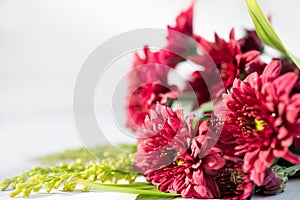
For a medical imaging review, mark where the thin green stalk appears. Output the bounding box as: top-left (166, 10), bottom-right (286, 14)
top-left (286, 165), bottom-right (300, 177)
top-left (74, 179), bottom-right (180, 197)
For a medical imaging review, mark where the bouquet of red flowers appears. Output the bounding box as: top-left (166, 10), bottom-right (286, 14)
top-left (126, 0), bottom-right (300, 199)
top-left (2, 0), bottom-right (300, 199)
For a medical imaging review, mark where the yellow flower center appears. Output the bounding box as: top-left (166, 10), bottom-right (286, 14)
top-left (177, 161), bottom-right (185, 166)
top-left (254, 119), bottom-right (267, 131)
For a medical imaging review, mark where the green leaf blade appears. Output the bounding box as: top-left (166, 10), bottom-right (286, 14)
top-left (245, 0), bottom-right (300, 68)
top-left (74, 179), bottom-right (180, 197)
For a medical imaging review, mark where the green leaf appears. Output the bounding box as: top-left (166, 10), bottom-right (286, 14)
top-left (192, 116), bottom-right (212, 128)
top-left (74, 179), bottom-right (180, 197)
top-left (245, 0), bottom-right (300, 68)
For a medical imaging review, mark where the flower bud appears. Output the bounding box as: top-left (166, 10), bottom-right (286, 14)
top-left (33, 185), bottom-right (43, 193)
top-left (255, 165), bottom-right (288, 195)
top-left (0, 178), bottom-right (11, 191)
top-left (9, 189), bottom-right (22, 198)
top-left (21, 188), bottom-right (32, 198)
top-left (76, 158), bottom-right (83, 165)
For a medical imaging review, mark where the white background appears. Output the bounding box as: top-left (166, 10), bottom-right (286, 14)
top-left (0, 0), bottom-right (300, 199)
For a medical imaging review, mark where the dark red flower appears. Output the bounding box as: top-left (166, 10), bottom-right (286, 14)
top-left (239, 29), bottom-right (264, 53)
top-left (244, 59), bottom-right (267, 78)
top-left (186, 71), bottom-right (211, 108)
top-left (126, 83), bottom-right (177, 132)
top-left (195, 29), bottom-right (260, 88)
top-left (160, 2), bottom-right (197, 68)
top-left (135, 104), bottom-right (225, 198)
top-left (126, 2), bottom-right (199, 131)
top-left (167, 1), bottom-right (194, 36)
top-left (126, 46), bottom-right (179, 131)
top-left (186, 29), bottom-right (261, 108)
top-left (128, 46), bottom-right (169, 91)
top-left (223, 60), bottom-right (300, 186)
top-left (294, 138), bottom-right (300, 149)
top-left (214, 160), bottom-right (253, 199)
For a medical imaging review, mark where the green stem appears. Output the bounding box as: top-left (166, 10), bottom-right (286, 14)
top-left (73, 179), bottom-right (180, 197)
top-left (286, 165), bottom-right (300, 177)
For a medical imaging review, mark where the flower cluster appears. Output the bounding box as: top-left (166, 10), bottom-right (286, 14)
top-left (128, 2), bottom-right (300, 199)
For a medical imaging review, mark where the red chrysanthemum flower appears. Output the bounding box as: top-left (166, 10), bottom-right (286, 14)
top-left (186, 29), bottom-right (261, 108)
top-left (128, 46), bottom-right (169, 92)
top-left (214, 160), bottom-right (253, 200)
top-left (135, 104), bottom-right (225, 198)
top-left (167, 1), bottom-right (194, 36)
top-left (126, 46), bottom-right (178, 131)
top-left (223, 59), bottom-right (300, 186)
top-left (126, 83), bottom-right (178, 132)
top-left (186, 70), bottom-right (212, 108)
top-left (280, 60), bottom-right (300, 149)
top-left (281, 60), bottom-right (300, 94)
top-left (160, 2), bottom-right (197, 68)
top-left (239, 29), bottom-right (264, 53)
top-left (126, 2), bottom-right (198, 131)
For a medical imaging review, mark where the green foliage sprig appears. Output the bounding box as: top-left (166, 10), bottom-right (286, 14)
top-left (40, 144), bottom-right (137, 164)
top-left (0, 144), bottom-right (139, 198)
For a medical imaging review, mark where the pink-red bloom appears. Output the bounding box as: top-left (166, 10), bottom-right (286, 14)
top-left (167, 1), bottom-right (194, 36)
top-left (135, 104), bottom-right (225, 198)
top-left (281, 60), bottom-right (300, 148)
top-left (126, 83), bottom-right (177, 132)
top-left (160, 2), bottom-right (197, 68)
top-left (281, 60), bottom-right (300, 94)
top-left (223, 59), bottom-right (300, 186)
top-left (126, 46), bottom-right (178, 131)
top-left (186, 30), bottom-right (261, 108)
top-left (126, 2), bottom-right (199, 131)
top-left (127, 46), bottom-right (169, 92)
